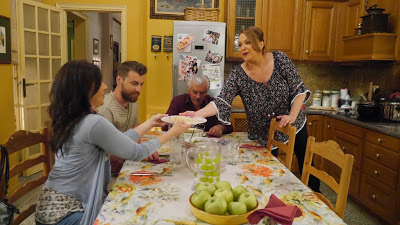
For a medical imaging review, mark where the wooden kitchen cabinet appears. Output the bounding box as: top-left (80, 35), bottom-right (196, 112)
top-left (306, 115), bottom-right (324, 141)
top-left (261, 0), bottom-right (304, 60)
top-left (226, 0), bottom-right (303, 60)
top-left (323, 116), bottom-right (335, 140)
top-left (361, 129), bottom-right (400, 225)
top-left (303, 1), bottom-right (339, 61)
top-left (226, 0), bottom-right (263, 60)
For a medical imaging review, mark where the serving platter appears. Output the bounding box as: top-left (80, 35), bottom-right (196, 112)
top-left (161, 115), bottom-right (207, 125)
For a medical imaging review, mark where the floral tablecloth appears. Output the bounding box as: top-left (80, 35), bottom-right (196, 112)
top-left (94, 132), bottom-right (345, 225)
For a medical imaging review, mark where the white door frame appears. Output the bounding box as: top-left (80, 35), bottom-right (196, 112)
top-left (56, 3), bottom-right (128, 63)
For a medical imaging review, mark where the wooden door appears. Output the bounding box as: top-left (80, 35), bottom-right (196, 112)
top-left (303, 1), bottom-right (338, 61)
top-left (262, 0), bottom-right (304, 60)
top-left (226, 0), bottom-right (263, 60)
top-left (16, 0), bottom-right (65, 175)
top-left (306, 115), bottom-right (323, 141)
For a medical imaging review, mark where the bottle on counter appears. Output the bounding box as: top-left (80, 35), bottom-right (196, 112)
top-left (331, 90), bottom-right (340, 107)
top-left (322, 90), bottom-right (332, 107)
top-left (312, 90), bottom-right (322, 106)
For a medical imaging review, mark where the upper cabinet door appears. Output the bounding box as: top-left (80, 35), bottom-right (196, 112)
top-left (303, 1), bottom-right (338, 61)
top-left (226, 0), bottom-right (263, 60)
top-left (262, 0), bottom-right (304, 60)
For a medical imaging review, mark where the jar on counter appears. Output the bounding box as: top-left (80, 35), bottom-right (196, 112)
top-left (322, 90), bottom-right (331, 107)
top-left (312, 90), bottom-right (322, 106)
top-left (331, 90), bottom-right (339, 107)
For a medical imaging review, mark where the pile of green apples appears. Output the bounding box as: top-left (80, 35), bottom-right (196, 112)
top-left (190, 181), bottom-right (258, 215)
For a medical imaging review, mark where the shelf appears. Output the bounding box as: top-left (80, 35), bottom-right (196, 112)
top-left (342, 33), bottom-right (397, 61)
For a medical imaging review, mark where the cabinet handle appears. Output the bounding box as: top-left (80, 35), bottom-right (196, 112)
top-left (376, 154), bottom-right (380, 158)
top-left (309, 122), bottom-right (312, 126)
top-left (372, 194), bottom-right (376, 200)
top-left (374, 170), bottom-right (379, 175)
top-left (305, 50), bottom-right (309, 54)
top-left (327, 125), bottom-right (330, 128)
top-left (342, 146), bottom-right (346, 151)
top-left (378, 138), bottom-right (382, 143)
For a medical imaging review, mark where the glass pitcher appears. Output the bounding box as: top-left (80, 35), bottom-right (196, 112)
top-left (186, 141), bottom-right (221, 187)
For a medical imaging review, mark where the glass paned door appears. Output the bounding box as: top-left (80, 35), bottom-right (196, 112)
top-left (17, 0), bottom-right (65, 176)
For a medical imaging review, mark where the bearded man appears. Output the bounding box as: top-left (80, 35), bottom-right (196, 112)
top-left (97, 61), bottom-right (156, 175)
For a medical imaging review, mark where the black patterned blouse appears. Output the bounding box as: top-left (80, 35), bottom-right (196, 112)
top-left (212, 51), bottom-right (310, 146)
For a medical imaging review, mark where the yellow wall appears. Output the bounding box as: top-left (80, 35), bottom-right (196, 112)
top-left (0, 0), bottom-right (15, 144)
top-left (44, 0), bottom-right (225, 122)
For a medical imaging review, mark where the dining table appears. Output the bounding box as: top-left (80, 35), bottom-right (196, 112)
top-left (94, 132), bottom-right (346, 225)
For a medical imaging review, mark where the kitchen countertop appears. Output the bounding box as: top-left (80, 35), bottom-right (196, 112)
top-left (231, 108), bottom-right (400, 138)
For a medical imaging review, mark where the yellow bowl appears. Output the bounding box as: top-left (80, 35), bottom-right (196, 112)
top-left (189, 194), bottom-right (259, 225)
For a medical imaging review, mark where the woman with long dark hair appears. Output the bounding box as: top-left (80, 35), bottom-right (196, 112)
top-left (35, 60), bottom-right (190, 225)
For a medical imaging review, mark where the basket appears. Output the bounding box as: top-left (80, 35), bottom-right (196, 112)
top-left (184, 2), bottom-right (220, 22)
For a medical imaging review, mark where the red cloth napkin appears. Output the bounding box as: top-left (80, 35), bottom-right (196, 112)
top-left (240, 144), bottom-right (265, 149)
top-left (247, 194), bottom-right (302, 225)
top-left (150, 158), bottom-right (169, 164)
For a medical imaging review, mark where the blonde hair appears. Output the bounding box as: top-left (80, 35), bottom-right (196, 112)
top-left (240, 27), bottom-right (265, 53)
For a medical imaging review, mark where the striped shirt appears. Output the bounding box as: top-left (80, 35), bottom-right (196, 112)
top-left (97, 92), bottom-right (140, 132)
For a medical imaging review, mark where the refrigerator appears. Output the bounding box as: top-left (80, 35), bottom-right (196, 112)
top-left (172, 21), bottom-right (226, 98)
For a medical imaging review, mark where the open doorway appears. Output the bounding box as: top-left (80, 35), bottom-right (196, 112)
top-left (66, 11), bottom-right (121, 91)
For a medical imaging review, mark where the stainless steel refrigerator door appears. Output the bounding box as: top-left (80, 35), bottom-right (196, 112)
top-left (173, 21), bottom-right (226, 98)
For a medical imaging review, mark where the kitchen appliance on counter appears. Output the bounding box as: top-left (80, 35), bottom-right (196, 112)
top-left (382, 102), bottom-right (400, 122)
top-left (361, 4), bottom-right (391, 34)
top-left (357, 103), bottom-right (381, 122)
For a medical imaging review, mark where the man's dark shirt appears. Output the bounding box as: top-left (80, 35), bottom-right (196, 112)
top-left (162, 94), bottom-right (233, 134)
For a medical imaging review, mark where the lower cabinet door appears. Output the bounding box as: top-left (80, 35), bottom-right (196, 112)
top-left (360, 174), bottom-right (397, 224)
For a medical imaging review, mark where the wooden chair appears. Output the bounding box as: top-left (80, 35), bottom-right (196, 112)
top-left (266, 118), bottom-right (297, 170)
top-left (230, 113), bottom-right (248, 132)
top-left (1, 128), bottom-right (54, 225)
top-left (301, 136), bottom-right (354, 219)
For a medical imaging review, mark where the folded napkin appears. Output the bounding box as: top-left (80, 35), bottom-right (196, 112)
top-left (247, 194), bottom-right (302, 225)
top-left (150, 158), bottom-right (169, 164)
top-left (240, 144), bottom-right (265, 149)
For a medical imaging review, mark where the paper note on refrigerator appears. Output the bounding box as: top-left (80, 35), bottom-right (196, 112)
top-left (202, 64), bottom-right (221, 89)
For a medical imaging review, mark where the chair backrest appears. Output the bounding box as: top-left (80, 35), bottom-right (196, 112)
top-left (266, 118), bottom-right (297, 170)
top-left (231, 113), bottom-right (248, 132)
top-left (1, 128), bottom-right (54, 225)
top-left (301, 136), bottom-right (354, 218)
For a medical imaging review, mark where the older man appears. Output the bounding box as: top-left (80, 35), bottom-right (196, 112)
top-left (97, 61), bottom-right (159, 175)
top-left (162, 74), bottom-right (232, 137)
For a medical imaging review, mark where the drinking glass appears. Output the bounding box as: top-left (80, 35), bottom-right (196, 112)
top-left (169, 134), bottom-right (183, 165)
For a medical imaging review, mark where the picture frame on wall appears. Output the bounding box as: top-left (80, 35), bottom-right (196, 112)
top-left (150, 0), bottom-right (219, 20)
top-left (0, 16), bottom-right (11, 64)
top-left (93, 38), bottom-right (99, 54)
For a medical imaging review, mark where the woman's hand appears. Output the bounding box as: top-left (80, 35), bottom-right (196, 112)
top-left (179, 111), bottom-right (197, 117)
top-left (148, 114), bottom-right (168, 127)
top-left (277, 114), bottom-right (297, 127)
top-left (169, 121), bottom-right (192, 136)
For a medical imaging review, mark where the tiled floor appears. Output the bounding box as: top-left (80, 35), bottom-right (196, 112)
top-left (15, 173), bottom-right (385, 225)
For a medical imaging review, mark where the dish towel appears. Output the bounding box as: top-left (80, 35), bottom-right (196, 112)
top-left (150, 159), bottom-right (169, 164)
top-left (240, 144), bottom-right (265, 149)
top-left (247, 194), bottom-right (302, 225)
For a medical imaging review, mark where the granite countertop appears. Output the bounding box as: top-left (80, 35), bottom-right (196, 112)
top-left (231, 107), bottom-right (400, 138)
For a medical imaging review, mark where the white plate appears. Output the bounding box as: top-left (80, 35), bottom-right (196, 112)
top-left (185, 137), bottom-right (220, 143)
top-left (157, 145), bottom-right (170, 155)
top-left (161, 115), bottom-right (207, 125)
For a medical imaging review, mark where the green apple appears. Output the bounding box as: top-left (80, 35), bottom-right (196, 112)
top-left (238, 192), bottom-right (258, 211)
top-left (196, 182), bottom-right (216, 195)
top-left (204, 196), bottom-right (228, 215)
top-left (232, 185), bottom-right (249, 201)
top-left (190, 190), bottom-right (212, 210)
top-left (215, 181), bottom-right (232, 190)
top-left (228, 201), bottom-right (247, 215)
top-left (213, 188), bottom-right (234, 205)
